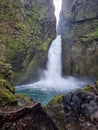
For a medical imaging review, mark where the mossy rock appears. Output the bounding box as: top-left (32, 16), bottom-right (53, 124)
top-left (79, 81), bottom-right (98, 95)
top-left (45, 81), bottom-right (98, 130)
top-left (45, 95), bottom-right (67, 130)
top-left (47, 95), bottom-right (63, 106)
top-left (83, 84), bottom-right (97, 92)
top-left (0, 0), bottom-right (56, 85)
top-left (0, 88), bottom-right (17, 106)
top-left (0, 79), bottom-right (15, 94)
top-left (16, 94), bottom-right (33, 106)
top-left (95, 81), bottom-right (98, 87)
top-left (0, 62), bottom-right (12, 81)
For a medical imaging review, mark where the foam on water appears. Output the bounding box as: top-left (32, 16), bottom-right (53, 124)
top-left (16, 76), bottom-right (86, 92)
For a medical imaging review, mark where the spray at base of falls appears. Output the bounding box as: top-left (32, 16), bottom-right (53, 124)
top-left (38, 35), bottom-right (84, 91)
top-left (16, 36), bottom-right (86, 92)
top-left (16, 33), bottom-right (86, 92)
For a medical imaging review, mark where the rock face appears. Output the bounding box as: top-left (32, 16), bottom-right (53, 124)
top-left (45, 81), bottom-right (98, 130)
top-left (62, 91), bottom-right (98, 130)
top-left (0, 63), bottom-right (58, 130)
top-left (44, 95), bottom-right (67, 130)
top-left (59, 0), bottom-right (98, 78)
top-left (0, 0), bottom-right (56, 85)
top-left (0, 102), bottom-right (58, 130)
top-left (0, 62), bottom-right (17, 106)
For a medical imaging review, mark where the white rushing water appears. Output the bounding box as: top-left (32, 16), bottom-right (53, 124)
top-left (44, 35), bottom-right (62, 80)
top-left (43, 0), bottom-right (62, 81)
top-left (53, 0), bottom-right (62, 26)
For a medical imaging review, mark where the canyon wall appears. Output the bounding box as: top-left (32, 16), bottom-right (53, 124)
top-left (59, 0), bottom-right (98, 78)
top-left (0, 0), bottom-right (56, 85)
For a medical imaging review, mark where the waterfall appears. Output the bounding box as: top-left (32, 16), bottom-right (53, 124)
top-left (44, 35), bottom-right (62, 81)
top-left (16, 0), bottom-right (87, 105)
top-left (53, 0), bottom-right (62, 26)
top-left (43, 0), bottom-right (62, 81)
top-left (31, 0), bottom-right (85, 90)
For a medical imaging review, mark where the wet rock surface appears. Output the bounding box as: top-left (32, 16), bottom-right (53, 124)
top-left (0, 62), bottom-right (58, 130)
top-left (45, 81), bottom-right (98, 130)
top-left (0, 99), bottom-right (58, 130)
top-left (62, 91), bottom-right (98, 130)
top-left (63, 91), bottom-right (98, 121)
top-left (59, 0), bottom-right (98, 78)
top-left (0, 0), bottom-right (56, 85)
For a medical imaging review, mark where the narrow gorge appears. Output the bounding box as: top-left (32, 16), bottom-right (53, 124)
top-left (0, 0), bottom-right (98, 130)
top-left (16, 0), bottom-right (87, 105)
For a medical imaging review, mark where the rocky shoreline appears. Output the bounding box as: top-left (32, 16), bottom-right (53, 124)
top-left (0, 62), bottom-right (98, 130)
top-left (0, 102), bottom-right (58, 130)
top-left (45, 81), bottom-right (98, 130)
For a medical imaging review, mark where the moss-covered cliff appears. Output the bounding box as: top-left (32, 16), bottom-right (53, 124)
top-left (0, 0), bottom-right (56, 85)
top-left (0, 62), bottom-right (17, 106)
top-left (59, 0), bottom-right (98, 78)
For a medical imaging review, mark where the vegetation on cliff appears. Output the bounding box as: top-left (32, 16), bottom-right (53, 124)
top-left (59, 0), bottom-right (98, 78)
top-left (0, 62), bottom-right (17, 106)
top-left (0, 0), bottom-right (56, 85)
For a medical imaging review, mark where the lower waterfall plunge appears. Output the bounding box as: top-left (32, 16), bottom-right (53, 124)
top-left (44, 35), bottom-right (62, 81)
top-left (16, 0), bottom-right (87, 105)
top-left (16, 34), bottom-right (86, 105)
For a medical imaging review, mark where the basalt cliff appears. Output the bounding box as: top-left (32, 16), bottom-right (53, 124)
top-left (59, 0), bottom-right (98, 79)
top-left (0, 0), bottom-right (56, 85)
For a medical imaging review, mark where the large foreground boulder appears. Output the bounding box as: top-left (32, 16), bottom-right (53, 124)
top-left (62, 91), bottom-right (98, 130)
top-left (63, 91), bottom-right (98, 120)
top-left (0, 62), bottom-right (58, 130)
top-left (0, 94), bottom-right (58, 130)
top-left (45, 81), bottom-right (98, 130)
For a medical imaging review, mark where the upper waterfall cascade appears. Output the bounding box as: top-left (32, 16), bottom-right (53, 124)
top-left (44, 0), bottom-right (62, 80)
top-left (53, 0), bottom-right (62, 26)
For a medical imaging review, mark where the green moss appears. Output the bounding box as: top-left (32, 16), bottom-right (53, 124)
top-left (45, 95), bottom-right (66, 130)
top-left (83, 84), bottom-right (97, 92)
top-left (0, 62), bottom-right (12, 81)
top-left (81, 28), bottom-right (98, 44)
top-left (90, 29), bottom-right (98, 40)
top-left (95, 81), bottom-right (98, 87)
top-left (0, 79), bottom-right (15, 94)
top-left (77, 81), bottom-right (98, 95)
top-left (0, 88), bottom-right (17, 106)
top-left (0, 0), bottom-right (55, 84)
top-left (16, 94), bottom-right (33, 104)
top-left (47, 95), bottom-right (63, 106)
